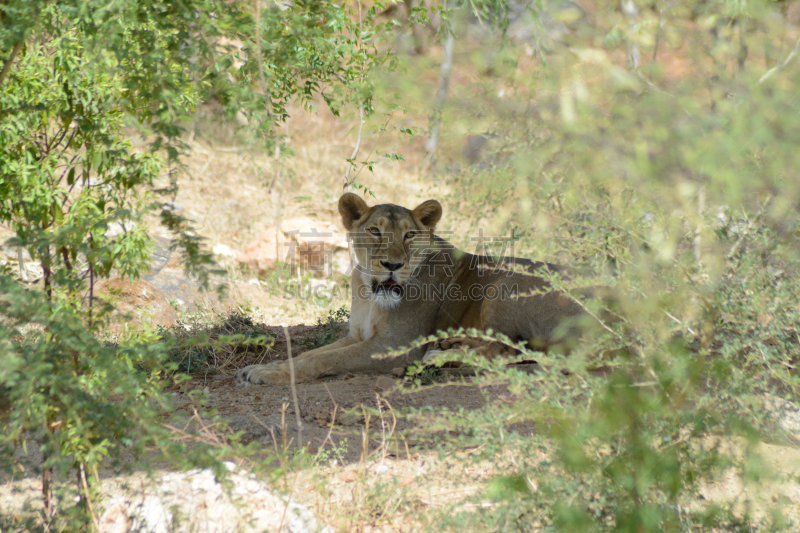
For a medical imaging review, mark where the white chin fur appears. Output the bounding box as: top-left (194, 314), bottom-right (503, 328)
top-left (373, 290), bottom-right (402, 310)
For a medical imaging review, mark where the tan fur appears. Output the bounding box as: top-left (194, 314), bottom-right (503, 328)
top-left (235, 193), bottom-right (589, 385)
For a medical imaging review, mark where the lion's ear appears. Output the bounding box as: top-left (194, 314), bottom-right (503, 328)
top-left (412, 199), bottom-right (443, 229)
top-left (339, 193), bottom-right (371, 230)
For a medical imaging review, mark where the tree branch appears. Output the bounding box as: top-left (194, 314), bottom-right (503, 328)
top-left (343, 104), bottom-right (364, 189)
top-left (424, 31), bottom-right (455, 165)
top-left (0, 40), bottom-right (23, 89)
top-left (759, 34), bottom-right (800, 84)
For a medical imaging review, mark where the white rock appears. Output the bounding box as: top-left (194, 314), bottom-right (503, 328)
top-left (213, 244), bottom-right (239, 258)
top-left (99, 467), bottom-right (333, 533)
top-left (763, 393), bottom-right (800, 438)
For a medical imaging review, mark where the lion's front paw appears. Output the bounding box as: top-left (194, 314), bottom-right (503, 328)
top-left (234, 363), bottom-right (291, 386)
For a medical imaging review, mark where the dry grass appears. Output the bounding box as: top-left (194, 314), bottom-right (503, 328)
top-left (175, 98), bottom-right (449, 248)
top-left (159, 311), bottom-right (277, 373)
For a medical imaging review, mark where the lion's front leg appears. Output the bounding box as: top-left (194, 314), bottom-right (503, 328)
top-left (234, 337), bottom-right (419, 386)
top-left (235, 335), bottom-right (358, 386)
top-left (295, 335), bottom-right (358, 360)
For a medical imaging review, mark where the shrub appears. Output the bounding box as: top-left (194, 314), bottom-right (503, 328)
top-left (160, 312), bottom-right (276, 375)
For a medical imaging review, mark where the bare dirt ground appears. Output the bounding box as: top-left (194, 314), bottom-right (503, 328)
top-left (136, 98), bottom-right (498, 467)
top-left (174, 321), bottom-right (507, 464)
top-left (120, 89), bottom-right (513, 468)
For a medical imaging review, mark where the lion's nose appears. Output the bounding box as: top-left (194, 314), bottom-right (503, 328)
top-left (381, 261), bottom-right (404, 272)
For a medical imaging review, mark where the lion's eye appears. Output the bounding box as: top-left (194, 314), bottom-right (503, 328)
top-left (405, 231), bottom-right (418, 240)
top-left (367, 227), bottom-right (381, 237)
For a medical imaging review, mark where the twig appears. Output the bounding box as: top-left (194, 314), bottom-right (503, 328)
top-left (273, 131), bottom-right (287, 263)
top-left (693, 185), bottom-right (705, 265)
top-left (370, 396), bottom-right (398, 464)
top-left (620, 0), bottom-right (640, 70)
top-left (725, 194), bottom-right (771, 263)
top-left (251, 413), bottom-right (282, 457)
top-left (313, 383), bottom-right (342, 464)
top-left (759, 34), bottom-right (800, 84)
top-left (343, 103), bottom-right (365, 189)
top-left (562, 289), bottom-right (624, 341)
top-left (282, 325), bottom-right (303, 450)
top-left (266, 125), bottom-right (291, 264)
top-left (345, 112), bottom-right (396, 189)
top-left (468, 0), bottom-right (484, 26)
top-left (312, 403), bottom-right (338, 465)
top-left (636, 70), bottom-right (675, 98)
top-left (663, 310), bottom-right (697, 336)
top-left (652, 7), bottom-right (664, 62)
top-left (79, 463), bottom-right (100, 531)
top-left (424, 31), bottom-right (455, 165)
top-left (17, 247), bottom-right (27, 281)
top-left (254, 1), bottom-right (267, 113)
top-left (376, 394), bottom-right (388, 462)
top-left (280, 402), bottom-right (288, 454)
top-left (277, 332), bottom-right (306, 533)
top-left (360, 406), bottom-right (371, 465)
top-left (88, 245), bottom-right (95, 329)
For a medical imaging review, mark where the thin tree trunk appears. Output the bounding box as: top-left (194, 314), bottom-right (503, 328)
top-left (693, 186), bottom-right (705, 265)
top-left (0, 40), bottom-right (23, 89)
top-left (759, 34), bottom-right (800, 84)
top-left (274, 120), bottom-right (289, 264)
top-left (43, 462), bottom-right (53, 516)
top-left (737, 19), bottom-right (748, 72)
top-left (43, 247), bottom-right (52, 300)
top-left (425, 32), bottom-right (455, 165)
top-left (343, 104), bottom-right (365, 189)
top-left (275, 141), bottom-right (284, 264)
top-left (652, 6), bottom-right (664, 62)
top-left (621, 0), bottom-right (639, 69)
top-left (17, 247), bottom-right (27, 281)
top-left (88, 235), bottom-right (95, 330)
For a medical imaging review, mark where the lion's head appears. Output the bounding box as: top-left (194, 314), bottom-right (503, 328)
top-left (339, 193), bottom-right (442, 309)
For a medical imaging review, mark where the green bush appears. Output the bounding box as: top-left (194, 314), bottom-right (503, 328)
top-left (382, 1), bottom-right (800, 530)
top-left (304, 306), bottom-right (350, 350)
top-left (0, 0), bottom-right (392, 527)
top-left (0, 277), bottom-right (175, 527)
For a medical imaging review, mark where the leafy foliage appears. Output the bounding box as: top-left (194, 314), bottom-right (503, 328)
top-left (374, 0), bottom-right (800, 530)
top-left (0, 277), bottom-right (177, 528)
top-left (304, 306), bottom-right (350, 350)
top-left (0, 0), bottom-right (390, 527)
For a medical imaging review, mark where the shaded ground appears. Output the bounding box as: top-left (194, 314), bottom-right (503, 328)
top-left (174, 321), bottom-right (507, 464)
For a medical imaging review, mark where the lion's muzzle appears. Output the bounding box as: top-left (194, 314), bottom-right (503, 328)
top-left (371, 278), bottom-right (404, 298)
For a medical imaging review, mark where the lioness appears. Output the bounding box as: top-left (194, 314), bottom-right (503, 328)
top-left (235, 193), bottom-right (589, 385)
